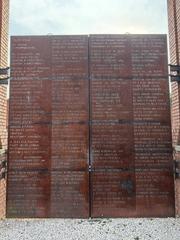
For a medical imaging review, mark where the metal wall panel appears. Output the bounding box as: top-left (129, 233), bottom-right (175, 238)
top-left (8, 36), bottom-right (89, 218)
top-left (8, 34), bottom-right (175, 218)
top-left (8, 37), bottom-right (52, 217)
top-left (50, 36), bottom-right (89, 218)
top-left (90, 35), bottom-right (175, 218)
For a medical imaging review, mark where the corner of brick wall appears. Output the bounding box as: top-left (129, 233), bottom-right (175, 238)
top-left (0, 179), bottom-right (6, 218)
top-left (0, 0), bottom-right (9, 219)
top-left (175, 179), bottom-right (180, 216)
top-left (0, 86), bottom-right (7, 218)
top-left (167, 0), bottom-right (180, 217)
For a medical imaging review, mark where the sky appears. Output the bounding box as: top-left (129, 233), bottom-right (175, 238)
top-left (10, 0), bottom-right (168, 36)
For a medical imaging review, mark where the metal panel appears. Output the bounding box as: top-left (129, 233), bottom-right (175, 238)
top-left (90, 34), bottom-right (175, 218)
top-left (50, 36), bottom-right (89, 217)
top-left (8, 34), bottom-right (175, 218)
top-left (7, 36), bottom-right (52, 218)
top-left (91, 124), bottom-right (134, 169)
top-left (50, 171), bottom-right (89, 218)
top-left (7, 36), bottom-right (89, 218)
top-left (7, 170), bottom-right (50, 218)
top-left (92, 171), bottom-right (136, 217)
top-left (135, 169), bottom-right (175, 217)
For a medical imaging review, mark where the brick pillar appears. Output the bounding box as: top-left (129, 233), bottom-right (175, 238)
top-left (167, 0), bottom-right (180, 216)
top-left (0, 0), bottom-right (9, 218)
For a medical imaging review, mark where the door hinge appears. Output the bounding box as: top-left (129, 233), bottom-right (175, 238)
top-left (169, 64), bottom-right (180, 82)
top-left (0, 150), bottom-right (7, 180)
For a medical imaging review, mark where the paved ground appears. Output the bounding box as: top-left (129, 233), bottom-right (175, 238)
top-left (0, 218), bottom-right (179, 240)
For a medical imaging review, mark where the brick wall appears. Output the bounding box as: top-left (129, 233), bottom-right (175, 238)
top-left (168, 0), bottom-right (180, 216)
top-left (0, 0), bottom-right (9, 218)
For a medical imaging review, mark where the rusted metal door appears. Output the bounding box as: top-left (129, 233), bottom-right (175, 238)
top-left (50, 36), bottom-right (89, 218)
top-left (89, 35), bottom-right (136, 217)
top-left (89, 34), bottom-right (175, 218)
top-left (8, 36), bottom-right (89, 218)
top-left (8, 34), bottom-right (175, 218)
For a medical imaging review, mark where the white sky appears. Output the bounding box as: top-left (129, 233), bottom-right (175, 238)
top-left (10, 0), bottom-right (168, 35)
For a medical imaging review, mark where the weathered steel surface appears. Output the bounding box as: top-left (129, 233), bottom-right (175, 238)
top-left (8, 36), bottom-right (89, 218)
top-left (8, 34), bottom-right (175, 218)
top-left (50, 36), bottom-right (89, 218)
top-left (90, 35), bottom-right (175, 218)
top-left (8, 37), bottom-right (52, 218)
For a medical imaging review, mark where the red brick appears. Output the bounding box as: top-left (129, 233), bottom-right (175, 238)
top-left (0, 0), bottom-right (9, 218)
top-left (168, 0), bottom-right (180, 216)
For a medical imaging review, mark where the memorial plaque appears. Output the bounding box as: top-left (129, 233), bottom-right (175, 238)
top-left (50, 171), bottom-right (89, 218)
top-left (51, 124), bottom-right (88, 170)
top-left (135, 169), bottom-right (175, 217)
top-left (91, 124), bottom-right (134, 169)
top-left (7, 170), bottom-right (50, 218)
top-left (90, 35), bottom-right (135, 217)
top-left (90, 35), bottom-right (174, 218)
top-left (8, 34), bottom-right (175, 218)
top-left (92, 171), bottom-right (136, 217)
top-left (130, 35), bottom-right (168, 77)
top-left (89, 35), bottom-right (132, 77)
top-left (91, 77), bottom-right (133, 121)
top-left (50, 36), bottom-right (89, 218)
top-left (131, 35), bottom-right (174, 217)
top-left (8, 37), bottom-right (52, 218)
top-left (8, 125), bottom-right (51, 170)
top-left (8, 36), bottom-right (89, 218)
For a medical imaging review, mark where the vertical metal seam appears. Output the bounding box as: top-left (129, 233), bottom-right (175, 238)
top-left (48, 35), bottom-right (52, 217)
top-left (128, 35), bottom-right (137, 210)
top-left (88, 35), bottom-right (92, 218)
